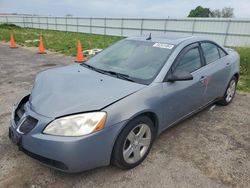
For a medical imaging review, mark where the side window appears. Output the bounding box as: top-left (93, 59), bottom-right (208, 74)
top-left (218, 47), bottom-right (227, 58)
top-left (201, 42), bottom-right (220, 64)
top-left (175, 47), bottom-right (202, 73)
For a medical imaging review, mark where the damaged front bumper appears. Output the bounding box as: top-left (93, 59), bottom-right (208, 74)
top-left (9, 95), bottom-right (126, 172)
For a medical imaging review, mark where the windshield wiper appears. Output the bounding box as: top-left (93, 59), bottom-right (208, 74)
top-left (81, 64), bottom-right (135, 82)
top-left (101, 70), bottom-right (135, 82)
top-left (81, 63), bottom-right (107, 74)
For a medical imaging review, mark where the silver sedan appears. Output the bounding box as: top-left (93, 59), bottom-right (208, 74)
top-left (9, 35), bottom-right (240, 172)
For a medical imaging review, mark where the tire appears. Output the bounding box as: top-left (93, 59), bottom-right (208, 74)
top-left (217, 76), bottom-right (237, 106)
top-left (112, 115), bottom-right (155, 169)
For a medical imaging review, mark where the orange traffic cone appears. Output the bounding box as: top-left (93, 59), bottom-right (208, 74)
top-left (38, 36), bottom-right (46, 54)
top-left (9, 32), bottom-right (17, 48)
top-left (75, 40), bottom-right (84, 63)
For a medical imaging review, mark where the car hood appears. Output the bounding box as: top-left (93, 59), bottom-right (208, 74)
top-left (30, 64), bottom-right (145, 118)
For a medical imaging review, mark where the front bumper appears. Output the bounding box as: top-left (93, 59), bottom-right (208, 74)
top-left (9, 95), bottom-right (126, 172)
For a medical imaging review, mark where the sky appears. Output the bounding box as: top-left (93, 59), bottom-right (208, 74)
top-left (0, 0), bottom-right (250, 18)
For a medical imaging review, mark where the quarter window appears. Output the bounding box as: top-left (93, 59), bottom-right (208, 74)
top-left (175, 47), bottom-right (202, 73)
top-left (201, 42), bottom-right (220, 64)
top-left (218, 47), bottom-right (227, 58)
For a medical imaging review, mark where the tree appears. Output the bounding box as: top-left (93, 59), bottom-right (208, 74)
top-left (210, 7), bottom-right (234, 18)
top-left (210, 9), bottom-right (222, 17)
top-left (188, 6), bottom-right (211, 17)
top-left (221, 7), bottom-right (234, 18)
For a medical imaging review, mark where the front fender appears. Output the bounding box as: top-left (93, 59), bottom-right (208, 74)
top-left (103, 83), bottom-right (164, 136)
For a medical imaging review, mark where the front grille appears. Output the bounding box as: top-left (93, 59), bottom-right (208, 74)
top-left (19, 116), bottom-right (38, 134)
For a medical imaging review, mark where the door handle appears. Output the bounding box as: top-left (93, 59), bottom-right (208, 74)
top-left (199, 76), bottom-right (207, 84)
top-left (200, 76), bottom-right (206, 81)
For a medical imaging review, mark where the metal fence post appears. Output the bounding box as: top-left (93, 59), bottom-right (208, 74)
top-left (76, 17), bottom-right (79, 33)
top-left (5, 16), bottom-right (8, 23)
top-left (55, 17), bottom-right (58, 30)
top-left (192, 19), bottom-right (196, 35)
top-left (46, 17), bottom-right (49, 29)
top-left (140, 18), bottom-right (144, 35)
top-left (224, 19), bottom-right (231, 46)
top-left (23, 16), bottom-right (25, 27)
top-left (121, 18), bottom-right (124, 37)
top-left (104, 17), bottom-right (107, 35)
top-left (31, 17), bottom-right (33, 28)
top-left (164, 18), bottom-right (168, 34)
top-left (65, 17), bottom-right (68, 32)
top-left (38, 17), bottom-right (41, 29)
top-left (90, 17), bottom-right (92, 34)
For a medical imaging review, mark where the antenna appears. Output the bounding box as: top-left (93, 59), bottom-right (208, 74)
top-left (146, 33), bottom-right (152, 40)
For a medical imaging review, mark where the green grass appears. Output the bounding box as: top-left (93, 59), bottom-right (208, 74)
top-left (0, 23), bottom-right (122, 56)
top-left (234, 47), bottom-right (250, 91)
top-left (0, 23), bottom-right (250, 91)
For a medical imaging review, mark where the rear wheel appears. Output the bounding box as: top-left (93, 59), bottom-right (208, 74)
top-left (217, 76), bottom-right (237, 106)
top-left (112, 116), bottom-right (155, 169)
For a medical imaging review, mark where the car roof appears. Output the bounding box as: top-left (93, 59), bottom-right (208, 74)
top-left (127, 34), bottom-right (203, 46)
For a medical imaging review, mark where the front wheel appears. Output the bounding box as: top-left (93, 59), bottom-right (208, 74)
top-left (217, 76), bottom-right (237, 106)
top-left (112, 116), bottom-right (155, 169)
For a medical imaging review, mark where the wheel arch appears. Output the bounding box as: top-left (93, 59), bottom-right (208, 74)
top-left (110, 110), bottom-right (159, 164)
top-left (140, 112), bottom-right (159, 135)
top-left (125, 111), bottom-right (159, 136)
top-left (233, 72), bottom-right (239, 82)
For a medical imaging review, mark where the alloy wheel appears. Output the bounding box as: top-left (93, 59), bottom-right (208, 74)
top-left (226, 79), bottom-right (236, 103)
top-left (123, 124), bottom-right (152, 164)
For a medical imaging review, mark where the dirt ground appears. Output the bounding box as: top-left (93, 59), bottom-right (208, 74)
top-left (0, 43), bottom-right (249, 188)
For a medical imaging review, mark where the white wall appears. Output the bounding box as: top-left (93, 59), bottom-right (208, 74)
top-left (1, 16), bottom-right (250, 47)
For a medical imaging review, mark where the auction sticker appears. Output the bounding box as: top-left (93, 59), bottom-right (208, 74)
top-left (153, 43), bottom-right (174, 49)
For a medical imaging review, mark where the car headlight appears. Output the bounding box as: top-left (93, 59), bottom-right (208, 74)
top-left (43, 112), bottom-right (107, 136)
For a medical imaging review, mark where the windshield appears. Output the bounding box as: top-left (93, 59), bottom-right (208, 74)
top-left (84, 39), bottom-right (174, 85)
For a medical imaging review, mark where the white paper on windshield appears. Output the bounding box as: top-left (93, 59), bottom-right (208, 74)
top-left (153, 43), bottom-right (174, 49)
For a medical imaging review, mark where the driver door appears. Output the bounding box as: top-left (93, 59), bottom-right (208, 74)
top-left (161, 43), bottom-right (207, 128)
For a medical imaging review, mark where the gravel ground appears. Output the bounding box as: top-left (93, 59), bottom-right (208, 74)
top-left (0, 43), bottom-right (249, 188)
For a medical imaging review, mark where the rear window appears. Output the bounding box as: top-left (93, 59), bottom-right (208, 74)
top-left (201, 42), bottom-right (220, 64)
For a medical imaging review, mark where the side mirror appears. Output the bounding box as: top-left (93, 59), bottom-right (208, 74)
top-left (166, 70), bottom-right (193, 82)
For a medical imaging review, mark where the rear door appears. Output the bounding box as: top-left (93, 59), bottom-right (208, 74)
top-left (199, 42), bottom-right (231, 104)
top-left (162, 43), bottom-right (207, 127)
